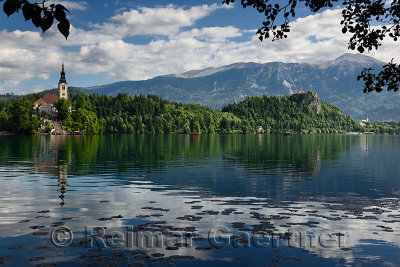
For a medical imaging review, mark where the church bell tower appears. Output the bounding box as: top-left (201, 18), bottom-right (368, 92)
top-left (58, 63), bottom-right (68, 100)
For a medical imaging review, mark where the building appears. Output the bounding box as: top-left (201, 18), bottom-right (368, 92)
top-left (59, 63), bottom-right (68, 100)
top-left (293, 90), bottom-right (307, 94)
top-left (32, 94), bottom-right (59, 115)
top-left (292, 90), bottom-right (318, 97)
top-left (358, 116), bottom-right (369, 127)
top-left (33, 64), bottom-right (68, 117)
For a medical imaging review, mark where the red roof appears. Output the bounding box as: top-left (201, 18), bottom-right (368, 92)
top-left (33, 98), bottom-right (44, 106)
top-left (42, 94), bottom-right (59, 104)
top-left (33, 98), bottom-right (50, 107)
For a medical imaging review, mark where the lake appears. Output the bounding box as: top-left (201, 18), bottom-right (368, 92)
top-left (0, 134), bottom-right (399, 266)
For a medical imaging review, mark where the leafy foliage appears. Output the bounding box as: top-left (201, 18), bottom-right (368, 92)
top-left (0, 110), bottom-right (9, 130)
top-left (54, 98), bottom-right (70, 121)
top-left (1, 0), bottom-right (70, 38)
top-left (358, 60), bottom-right (400, 93)
top-left (222, 95), bottom-right (361, 133)
top-left (223, 0), bottom-right (400, 93)
top-left (0, 99), bottom-right (40, 134)
top-left (68, 93), bottom-right (243, 134)
top-left (363, 121), bottom-right (400, 134)
top-left (66, 107), bottom-right (103, 135)
top-left (224, 0), bottom-right (399, 52)
top-left (0, 91), bottom-right (368, 135)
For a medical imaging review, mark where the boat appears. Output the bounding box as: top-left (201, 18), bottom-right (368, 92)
top-left (73, 131), bottom-right (84, 135)
top-left (190, 132), bottom-right (199, 135)
top-left (284, 132), bottom-right (293, 136)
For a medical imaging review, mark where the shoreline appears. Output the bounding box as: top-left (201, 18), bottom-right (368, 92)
top-left (2, 132), bottom-right (397, 136)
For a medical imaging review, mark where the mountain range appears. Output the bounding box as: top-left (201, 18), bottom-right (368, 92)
top-left (85, 53), bottom-right (400, 121)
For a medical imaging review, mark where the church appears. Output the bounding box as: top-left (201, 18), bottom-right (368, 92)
top-left (32, 64), bottom-right (68, 117)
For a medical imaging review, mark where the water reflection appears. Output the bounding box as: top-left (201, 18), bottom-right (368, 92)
top-left (1, 134), bottom-right (399, 201)
top-left (58, 164), bottom-right (68, 206)
top-left (0, 134), bottom-right (399, 266)
top-left (33, 136), bottom-right (71, 206)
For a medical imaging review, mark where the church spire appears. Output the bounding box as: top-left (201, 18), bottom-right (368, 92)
top-left (58, 63), bottom-right (68, 100)
top-left (59, 63), bottom-right (66, 83)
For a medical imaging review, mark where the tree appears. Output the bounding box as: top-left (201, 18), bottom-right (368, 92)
top-left (44, 121), bottom-right (52, 132)
top-left (0, 110), bottom-right (9, 131)
top-left (71, 108), bottom-right (103, 135)
top-left (54, 98), bottom-right (70, 121)
top-left (8, 100), bottom-right (40, 134)
top-left (74, 94), bottom-right (91, 110)
top-left (223, 0), bottom-right (400, 93)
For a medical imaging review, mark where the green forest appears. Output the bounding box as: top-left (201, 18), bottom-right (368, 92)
top-left (0, 90), bottom-right (393, 135)
top-left (364, 121), bottom-right (400, 134)
top-left (222, 95), bottom-right (361, 134)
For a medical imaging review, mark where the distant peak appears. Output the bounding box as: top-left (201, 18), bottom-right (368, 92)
top-left (333, 53), bottom-right (384, 64)
top-left (318, 53), bottom-right (384, 68)
top-left (174, 62), bottom-right (259, 78)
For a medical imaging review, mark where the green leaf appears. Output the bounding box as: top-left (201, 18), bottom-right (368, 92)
top-left (41, 11), bottom-right (54, 33)
top-left (22, 3), bottom-right (34, 20)
top-left (31, 6), bottom-right (42, 28)
top-left (3, 0), bottom-right (19, 17)
top-left (55, 4), bottom-right (69, 13)
top-left (57, 19), bottom-right (70, 39)
top-left (54, 8), bottom-right (66, 21)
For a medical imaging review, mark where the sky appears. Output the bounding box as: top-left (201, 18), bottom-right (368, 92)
top-left (0, 0), bottom-right (398, 94)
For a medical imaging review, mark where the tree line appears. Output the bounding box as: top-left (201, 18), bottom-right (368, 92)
top-left (363, 121), bottom-right (400, 135)
top-left (1, 91), bottom-right (394, 135)
top-left (67, 93), bottom-right (242, 134)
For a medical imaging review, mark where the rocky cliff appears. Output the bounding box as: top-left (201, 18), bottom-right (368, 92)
top-left (289, 91), bottom-right (321, 113)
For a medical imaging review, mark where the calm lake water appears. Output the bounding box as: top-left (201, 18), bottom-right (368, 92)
top-left (0, 134), bottom-right (400, 266)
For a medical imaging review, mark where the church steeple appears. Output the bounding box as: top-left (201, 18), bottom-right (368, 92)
top-left (59, 63), bottom-right (66, 83)
top-left (58, 63), bottom-right (68, 100)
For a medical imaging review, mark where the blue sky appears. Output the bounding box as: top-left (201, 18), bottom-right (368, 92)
top-left (0, 0), bottom-right (397, 94)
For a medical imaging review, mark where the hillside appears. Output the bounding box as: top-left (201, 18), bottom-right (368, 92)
top-left (222, 92), bottom-right (360, 134)
top-left (85, 53), bottom-right (400, 121)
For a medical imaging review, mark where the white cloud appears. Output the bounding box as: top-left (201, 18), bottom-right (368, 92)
top-left (0, 5), bottom-right (399, 93)
top-left (47, 1), bottom-right (88, 11)
top-left (98, 4), bottom-right (223, 37)
top-left (178, 26), bottom-right (242, 42)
